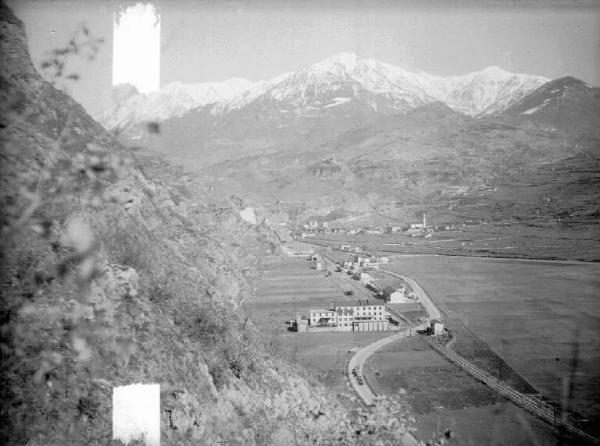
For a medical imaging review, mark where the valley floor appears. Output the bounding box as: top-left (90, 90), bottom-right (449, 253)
top-left (252, 245), bottom-right (600, 445)
top-left (380, 255), bottom-right (600, 439)
top-left (308, 223), bottom-right (600, 262)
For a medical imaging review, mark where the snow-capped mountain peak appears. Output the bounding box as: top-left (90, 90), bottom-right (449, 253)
top-left (317, 52), bottom-right (359, 73)
top-left (252, 55), bottom-right (549, 116)
top-left (261, 54), bottom-right (442, 112)
top-left (98, 53), bottom-right (552, 130)
top-left (480, 65), bottom-right (510, 76)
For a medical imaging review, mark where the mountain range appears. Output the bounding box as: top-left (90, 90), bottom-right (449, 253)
top-left (98, 52), bottom-right (600, 261)
top-left (99, 52), bottom-right (550, 130)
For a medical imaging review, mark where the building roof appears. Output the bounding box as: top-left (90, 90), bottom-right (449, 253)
top-left (382, 286), bottom-right (396, 297)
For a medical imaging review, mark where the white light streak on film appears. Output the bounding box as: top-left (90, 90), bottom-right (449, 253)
top-left (113, 3), bottom-right (160, 93)
top-left (112, 383), bottom-right (160, 446)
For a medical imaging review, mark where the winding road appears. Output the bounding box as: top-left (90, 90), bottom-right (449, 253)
top-left (344, 265), bottom-right (599, 444)
top-left (345, 266), bottom-right (435, 407)
top-left (347, 326), bottom-right (422, 407)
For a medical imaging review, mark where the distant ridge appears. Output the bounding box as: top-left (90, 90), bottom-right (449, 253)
top-left (99, 53), bottom-right (549, 129)
top-left (503, 76), bottom-right (600, 136)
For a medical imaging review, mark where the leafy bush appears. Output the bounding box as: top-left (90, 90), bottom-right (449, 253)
top-left (189, 302), bottom-right (258, 389)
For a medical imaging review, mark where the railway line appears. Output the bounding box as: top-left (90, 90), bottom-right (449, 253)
top-left (425, 337), bottom-right (599, 444)
top-left (316, 244), bottom-right (599, 443)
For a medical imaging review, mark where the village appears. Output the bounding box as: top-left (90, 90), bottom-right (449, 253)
top-left (291, 250), bottom-right (447, 337)
top-left (293, 214), bottom-right (459, 240)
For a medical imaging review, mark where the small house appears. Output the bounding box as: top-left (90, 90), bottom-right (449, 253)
top-left (430, 319), bottom-right (445, 336)
top-left (383, 286), bottom-right (408, 303)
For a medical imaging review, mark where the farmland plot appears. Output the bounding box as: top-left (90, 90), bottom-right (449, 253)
top-left (384, 255), bottom-right (600, 439)
top-left (249, 257), bottom-right (390, 394)
top-left (365, 336), bottom-right (563, 446)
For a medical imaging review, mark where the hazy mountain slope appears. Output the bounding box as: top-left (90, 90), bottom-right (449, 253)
top-left (98, 77), bottom-right (256, 130)
top-left (503, 76), bottom-right (600, 136)
top-left (438, 66), bottom-right (549, 115)
top-left (105, 54), bottom-right (550, 177)
top-left (0, 4), bottom-right (416, 444)
top-left (106, 50), bottom-right (599, 261)
top-left (191, 97), bottom-right (599, 255)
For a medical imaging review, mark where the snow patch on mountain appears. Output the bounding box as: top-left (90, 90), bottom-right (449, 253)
top-left (323, 97), bottom-right (352, 108)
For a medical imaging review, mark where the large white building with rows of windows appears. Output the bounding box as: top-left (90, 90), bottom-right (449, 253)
top-left (303, 302), bottom-right (389, 332)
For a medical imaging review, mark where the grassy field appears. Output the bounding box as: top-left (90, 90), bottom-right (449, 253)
top-left (364, 337), bottom-right (502, 410)
top-left (310, 223), bottom-right (600, 261)
top-left (278, 331), bottom-right (389, 393)
top-left (247, 257), bottom-right (390, 396)
top-left (364, 336), bottom-right (566, 446)
top-left (250, 254), bottom-right (600, 443)
top-left (384, 255), bottom-right (600, 438)
top-left (415, 403), bottom-right (566, 446)
top-left (249, 256), bottom-right (369, 328)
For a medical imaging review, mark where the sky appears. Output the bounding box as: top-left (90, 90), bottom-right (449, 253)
top-left (8, 0), bottom-right (600, 116)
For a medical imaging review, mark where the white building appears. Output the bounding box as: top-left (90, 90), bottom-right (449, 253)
top-left (295, 317), bottom-right (309, 332)
top-left (389, 286), bottom-right (410, 303)
top-left (383, 286), bottom-right (410, 303)
top-left (432, 321), bottom-right (445, 336)
top-left (309, 309), bottom-right (337, 326)
top-left (354, 255), bottom-right (372, 267)
top-left (360, 272), bottom-right (374, 285)
top-left (308, 303), bottom-right (389, 330)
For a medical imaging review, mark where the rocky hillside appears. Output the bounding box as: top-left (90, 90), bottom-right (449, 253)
top-left (503, 76), bottom-right (600, 137)
top-left (176, 92), bottom-right (600, 260)
top-left (0, 4), bottom-right (417, 445)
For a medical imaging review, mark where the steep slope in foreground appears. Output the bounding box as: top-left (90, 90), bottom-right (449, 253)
top-left (0, 4), bottom-right (415, 445)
